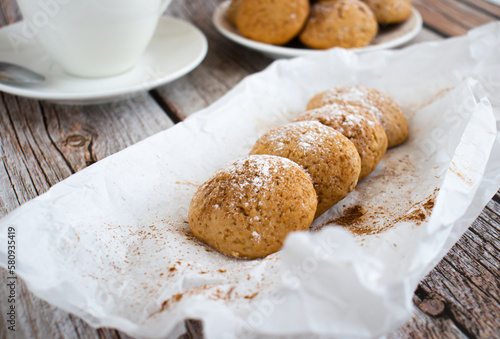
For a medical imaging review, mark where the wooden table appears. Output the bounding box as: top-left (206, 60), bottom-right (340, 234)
top-left (1, 0), bottom-right (499, 338)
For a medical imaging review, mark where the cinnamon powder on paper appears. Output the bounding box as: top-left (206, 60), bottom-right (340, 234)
top-left (328, 193), bottom-right (437, 236)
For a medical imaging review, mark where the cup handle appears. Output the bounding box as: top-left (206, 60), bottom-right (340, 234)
top-left (160, 0), bottom-right (172, 14)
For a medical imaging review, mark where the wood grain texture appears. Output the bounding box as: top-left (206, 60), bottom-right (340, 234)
top-left (0, 0), bottom-right (500, 338)
top-left (388, 294), bottom-right (468, 339)
top-left (431, 0), bottom-right (497, 27)
top-left (412, 0), bottom-right (497, 36)
top-left (459, 0), bottom-right (500, 19)
top-left (0, 93), bottom-right (174, 213)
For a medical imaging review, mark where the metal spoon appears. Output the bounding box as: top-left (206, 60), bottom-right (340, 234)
top-left (0, 62), bottom-right (45, 84)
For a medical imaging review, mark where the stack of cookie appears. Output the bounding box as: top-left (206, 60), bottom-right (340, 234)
top-left (188, 86), bottom-right (408, 259)
top-left (227, 0), bottom-right (412, 49)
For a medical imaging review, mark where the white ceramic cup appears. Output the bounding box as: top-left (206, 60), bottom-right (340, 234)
top-left (16, 0), bottom-right (172, 77)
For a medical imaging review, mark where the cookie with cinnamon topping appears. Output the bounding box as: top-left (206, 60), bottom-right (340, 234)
top-left (295, 102), bottom-right (388, 180)
top-left (307, 85), bottom-right (409, 148)
top-left (188, 155), bottom-right (317, 259)
top-left (250, 121), bottom-right (361, 218)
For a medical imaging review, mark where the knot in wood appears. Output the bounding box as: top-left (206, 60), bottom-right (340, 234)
top-left (419, 298), bottom-right (445, 317)
top-left (65, 134), bottom-right (89, 147)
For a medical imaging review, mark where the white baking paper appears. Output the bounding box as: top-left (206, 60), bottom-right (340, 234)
top-left (1, 22), bottom-right (500, 339)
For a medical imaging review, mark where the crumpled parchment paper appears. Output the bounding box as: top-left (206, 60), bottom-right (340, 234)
top-left (1, 22), bottom-right (500, 339)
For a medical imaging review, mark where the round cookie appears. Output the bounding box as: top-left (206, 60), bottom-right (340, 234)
top-left (306, 85), bottom-right (408, 148)
top-left (299, 0), bottom-right (378, 49)
top-left (235, 0), bottom-right (310, 45)
top-left (295, 102), bottom-right (388, 180)
top-left (362, 0), bottom-right (412, 24)
top-left (188, 155), bottom-right (317, 259)
top-left (250, 121), bottom-right (361, 218)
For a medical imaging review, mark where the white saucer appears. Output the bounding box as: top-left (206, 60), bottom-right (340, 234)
top-left (213, 1), bottom-right (423, 59)
top-left (0, 16), bottom-right (208, 105)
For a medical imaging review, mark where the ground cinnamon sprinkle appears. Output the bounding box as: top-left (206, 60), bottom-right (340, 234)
top-left (332, 205), bottom-right (365, 226)
top-left (156, 293), bottom-right (184, 314)
top-left (326, 190), bottom-right (438, 236)
top-left (399, 210), bottom-right (427, 223)
top-left (244, 292), bottom-right (259, 299)
top-left (328, 204), bottom-right (375, 236)
top-left (175, 181), bottom-right (199, 187)
top-left (422, 198), bottom-right (435, 211)
top-left (396, 196), bottom-right (435, 225)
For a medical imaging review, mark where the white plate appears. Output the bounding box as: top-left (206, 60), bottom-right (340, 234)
top-left (213, 0), bottom-right (423, 59)
top-left (0, 16), bottom-right (208, 105)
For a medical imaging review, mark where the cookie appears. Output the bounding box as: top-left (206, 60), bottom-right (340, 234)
top-left (299, 0), bottom-right (378, 49)
top-left (295, 102), bottom-right (388, 180)
top-left (362, 0), bottom-right (412, 24)
top-left (306, 85), bottom-right (408, 148)
top-left (250, 121), bottom-right (361, 218)
top-left (188, 155), bottom-right (317, 259)
top-left (235, 0), bottom-right (310, 45)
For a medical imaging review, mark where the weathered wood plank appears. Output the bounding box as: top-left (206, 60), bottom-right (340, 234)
top-left (419, 261), bottom-right (500, 338)
top-left (388, 293), bottom-right (468, 339)
top-left (412, 0), bottom-right (497, 37)
top-left (432, 0), bottom-right (497, 26)
top-left (0, 94), bottom-right (174, 212)
top-left (0, 96), bottom-right (59, 208)
top-left (411, 0), bottom-right (466, 36)
top-left (459, 0), bottom-right (500, 19)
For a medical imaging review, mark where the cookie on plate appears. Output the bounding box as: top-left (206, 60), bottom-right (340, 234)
top-left (299, 0), bottom-right (378, 49)
top-left (250, 121), bottom-right (361, 218)
top-left (295, 102), bottom-right (388, 180)
top-left (235, 0), bottom-right (310, 45)
top-left (362, 0), bottom-right (412, 24)
top-left (306, 85), bottom-right (408, 148)
top-left (188, 154), bottom-right (317, 259)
